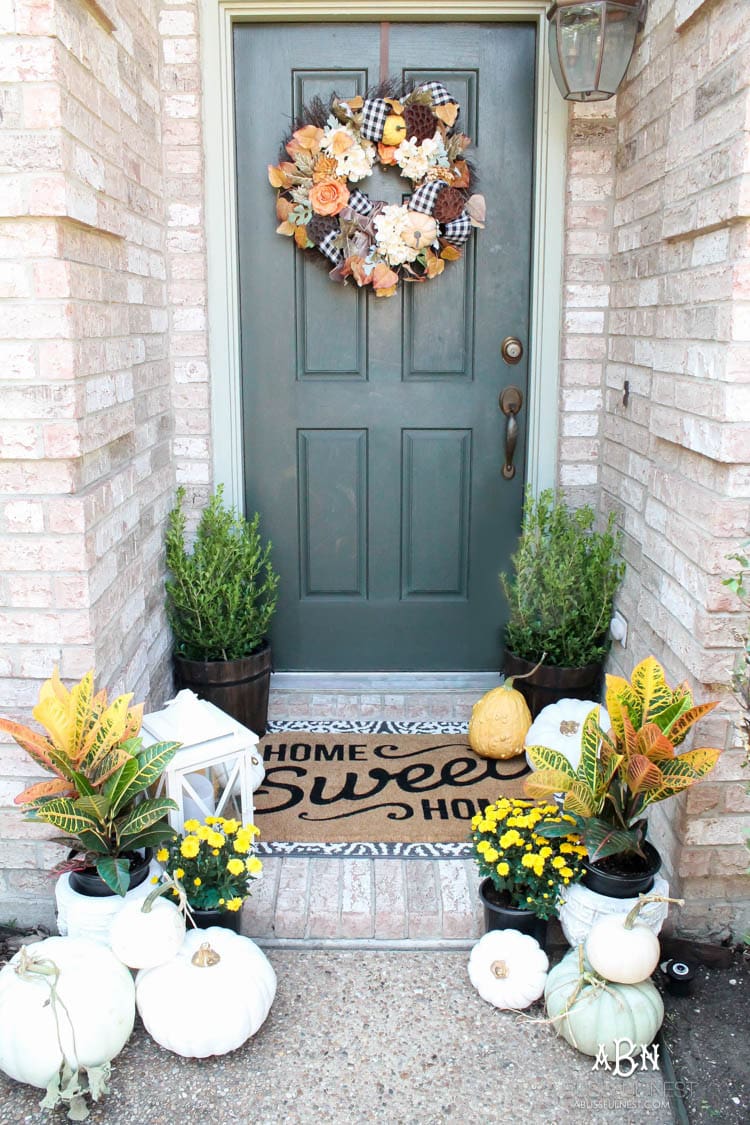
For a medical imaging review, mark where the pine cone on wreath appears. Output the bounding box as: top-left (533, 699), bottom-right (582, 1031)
top-left (307, 214), bottom-right (339, 246)
top-left (432, 187), bottom-right (467, 224)
top-left (403, 104), bottom-right (438, 144)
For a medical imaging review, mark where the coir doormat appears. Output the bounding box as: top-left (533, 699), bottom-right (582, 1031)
top-left (252, 723), bottom-right (531, 855)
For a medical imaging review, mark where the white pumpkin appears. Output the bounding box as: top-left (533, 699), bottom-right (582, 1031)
top-left (136, 927), bottom-right (276, 1057)
top-left (110, 892), bottom-right (186, 969)
top-left (525, 698), bottom-right (610, 771)
top-left (545, 947), bottom-right (664, 1060)
top-left (585, 894), bottom-right (680, 984)
top-left (0, 936), bottom-right (135, 1089)
top-left (468, 929), bottom-right (549, 1010)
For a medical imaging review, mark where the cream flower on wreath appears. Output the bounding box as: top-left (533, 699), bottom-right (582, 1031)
top-left (336, 139), bottom-right (376, 183)
top-left (373, 204), bottom-right (420, 267)
top-left (395, 135), bottom-right (447, 182)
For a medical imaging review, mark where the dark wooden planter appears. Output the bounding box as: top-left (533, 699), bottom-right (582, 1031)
top-left (502, 651), bottom-right (605, 718)
top-left (173, 640), bottom-right (272, 735)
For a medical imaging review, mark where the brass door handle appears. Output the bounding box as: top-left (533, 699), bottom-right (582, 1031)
top-left (499, 386), bottom-right (523, 479)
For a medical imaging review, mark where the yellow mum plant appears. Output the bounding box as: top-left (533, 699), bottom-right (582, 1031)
top-left (160, 815), bottom-right (262, 911)
top-left (469, 797), bottom-right (585, 920)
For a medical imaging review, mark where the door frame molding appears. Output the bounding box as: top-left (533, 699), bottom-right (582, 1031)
top-left (201, 0), bottom-right (567, 507)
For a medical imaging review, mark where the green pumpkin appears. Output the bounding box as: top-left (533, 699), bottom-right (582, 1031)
top-left (545, 947), bottom-right (664, 1060)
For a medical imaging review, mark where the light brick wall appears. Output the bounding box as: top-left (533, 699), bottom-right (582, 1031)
top-left (0, 0), bottom-right (176, 924)
top-left (558, 0), bottom-right (750, 938)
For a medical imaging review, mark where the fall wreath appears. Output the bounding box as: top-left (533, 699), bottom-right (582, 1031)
top-left (268, 80), bottom-right (486, 297)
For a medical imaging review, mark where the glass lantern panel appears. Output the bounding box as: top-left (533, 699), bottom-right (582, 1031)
top-left (180, 763), bottom-right (243, 824)
top-left (598, 4), bottom-right (640, 96)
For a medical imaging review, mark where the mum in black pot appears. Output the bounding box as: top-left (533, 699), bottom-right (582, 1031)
top-left (500, 488), bottom-right (625, 716)
top-left (165, 485), bottom-right (279, 735)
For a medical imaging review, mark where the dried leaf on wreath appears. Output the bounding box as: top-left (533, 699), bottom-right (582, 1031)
top-left (349, 256), bottom-right (371, 287)
top-left (276, 197), bottom-right (294, 221)
top-left (330, 131), bottom-right (354, 155)
top-left (440, 244), bottom-right (462, 261)
top-left (294, 224), bottom-right (312, 249)
top-left (293, 124), bottom-right (325, 151)
top-left (451, 160), bottom-right (471, 189)
top-left (294, 151), bottom-right (316, 175)
top-left (424, 250), bottom-right (445, 279)
top-left (434, 102), bottom-right (459, 128)
top-left (346, 96), bottom-right (364, 111)
top-left (330, 101), bottom-right (352, 125)
top-left (276, 220), bottom-right (296, 237)
top-left (268, 164), bottom-right (289, 189)
top-left (466, 194), bottom-right (486, 227)
top-left (371, 263), bottom-right (399, 291)
top-left (286, 138), bottom-right (303, 159)
top-left (384, 98), bottom-right (404, 115)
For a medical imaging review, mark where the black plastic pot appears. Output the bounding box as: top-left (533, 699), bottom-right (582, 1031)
top-left (502, 651), bottom-right (605, 718)
top-left (174, 640), bottom-right (272, 735)
top-left (188, 906), bottom-right (242, 933)
top-left (581, 842), bottom-right (662, 899)
top-left (68, 849), bottom-right (152, 898)
top-left (478, 878), bottom-right (548, 948)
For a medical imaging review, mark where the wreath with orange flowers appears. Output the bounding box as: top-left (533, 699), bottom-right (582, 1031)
top-left (268, 79), bottom-right (485, 297)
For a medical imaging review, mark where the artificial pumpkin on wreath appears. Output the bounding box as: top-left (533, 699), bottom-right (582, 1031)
top-left (268, 79), bottom-right (485, 296)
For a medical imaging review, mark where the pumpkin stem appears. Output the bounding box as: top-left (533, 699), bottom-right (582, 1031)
top-left (623, 894), bottom-right (684, 931)
top-left (191, 942), bottom-right (221, 968)
top-left (141, 880), bottom-right (176, 913)
top-left (490, 959), bottom-right (510, 979)
top-left (504, 653), bottom-right (546, 690)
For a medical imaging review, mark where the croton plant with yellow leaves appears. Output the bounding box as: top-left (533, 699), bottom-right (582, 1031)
top-left (525, 657), bottom-right (723, 864)
top-left (268, 78), bottom-right (485, 296)
top-left (157, 816), bottom-right (263, 912)
top-left (0, 669), bottom-right (180, 894)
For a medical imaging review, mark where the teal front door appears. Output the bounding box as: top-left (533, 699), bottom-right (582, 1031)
top-left (234, 22), bottom-right (536, 671)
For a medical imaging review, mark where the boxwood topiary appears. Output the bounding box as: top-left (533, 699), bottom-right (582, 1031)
top-left (165, 485), bottom-right (279, 662)
top-left (500, 488), bottom-right (624, 669)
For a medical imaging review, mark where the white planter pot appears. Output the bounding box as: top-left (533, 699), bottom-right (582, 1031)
top-left (55, 860), bottom-right (160, 947)
top-left (558, 875), bottom-right (670, 947)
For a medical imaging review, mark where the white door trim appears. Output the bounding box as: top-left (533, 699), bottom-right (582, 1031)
top-left (201, 0), bottom-right (567, 508)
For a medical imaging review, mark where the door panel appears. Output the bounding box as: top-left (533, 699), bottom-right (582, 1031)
top-left (233, 22), bottom-right (536, 670)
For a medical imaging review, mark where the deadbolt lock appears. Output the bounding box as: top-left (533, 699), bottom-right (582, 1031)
top-left (501, 336), bottom-right (524, 365)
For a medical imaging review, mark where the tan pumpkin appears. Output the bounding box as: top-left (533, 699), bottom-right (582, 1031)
top-left (468, 680), bottom-right (532, 759)
top-left (401, 211), bottom-right (439, 250)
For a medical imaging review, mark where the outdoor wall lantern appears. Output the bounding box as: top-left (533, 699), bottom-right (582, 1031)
top-left (547, 0), bottom-right (647, 102)
top-left (141, 689), bottom-right (266, 832)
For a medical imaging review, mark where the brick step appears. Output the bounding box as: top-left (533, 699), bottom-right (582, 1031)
top-left (240, 857), bottom-right (485, 944)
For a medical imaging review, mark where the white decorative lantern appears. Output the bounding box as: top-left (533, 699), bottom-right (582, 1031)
top-left (141, 690), bottom-right (265, 832)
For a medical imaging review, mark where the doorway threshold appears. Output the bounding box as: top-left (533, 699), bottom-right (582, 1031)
top-left (270, 672), bottom-right (501, 693)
